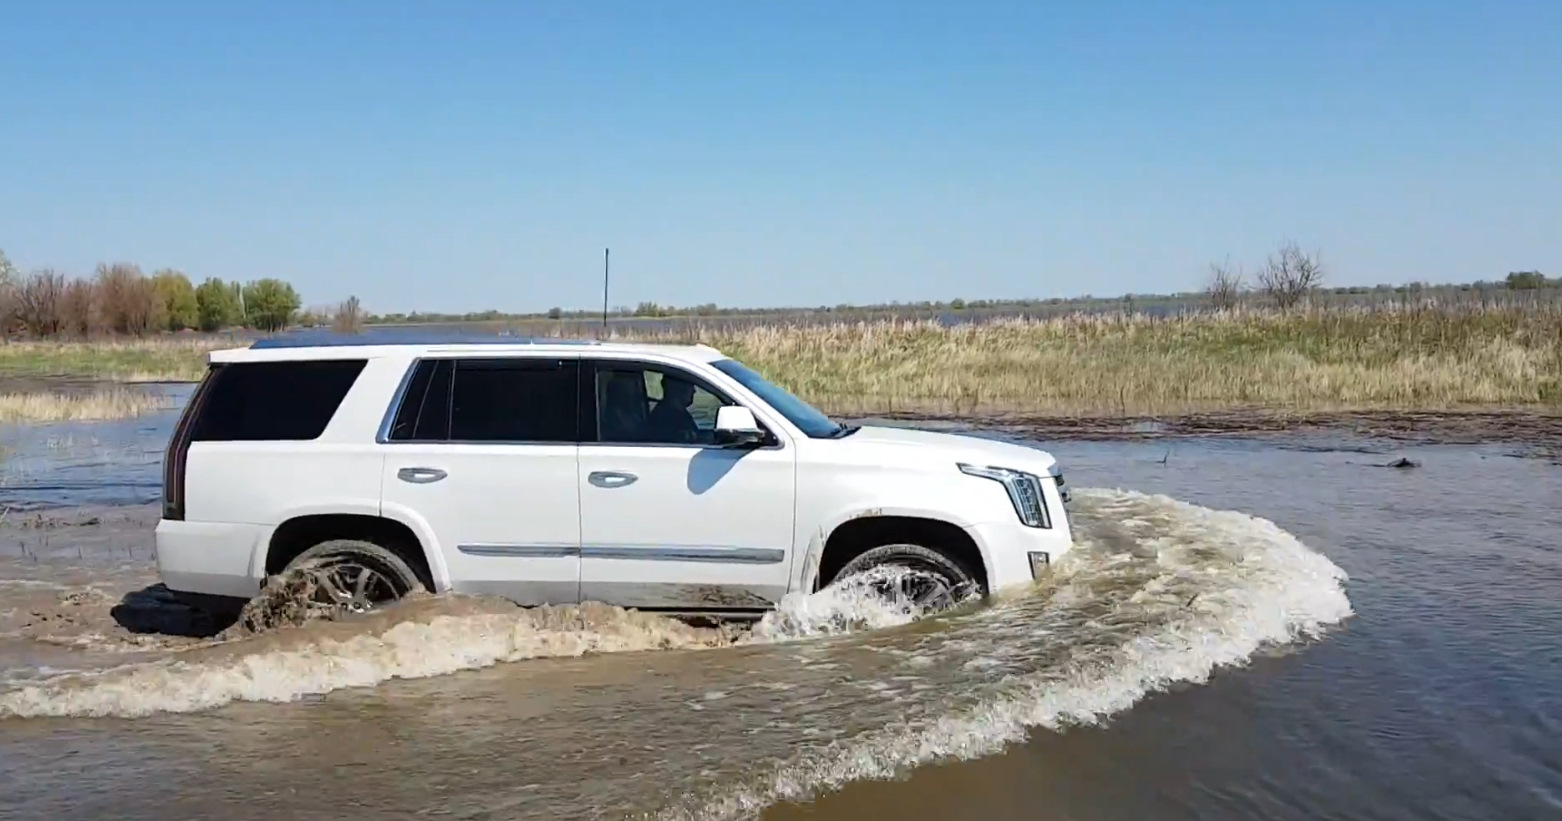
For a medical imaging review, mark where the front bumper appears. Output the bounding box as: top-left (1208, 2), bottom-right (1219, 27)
top-left (965, 518), bottom-right (1074, 594)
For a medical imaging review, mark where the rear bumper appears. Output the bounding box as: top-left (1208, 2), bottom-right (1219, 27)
top-left (154, 518), bottom-right (267, 600)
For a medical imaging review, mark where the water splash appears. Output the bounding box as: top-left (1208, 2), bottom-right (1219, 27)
top-left (646, 487), bottom-right (1353, 820)
top-left (746, 564), bottom-right (979, 643)
top-left (0, 489), bottom-right (1350, 731)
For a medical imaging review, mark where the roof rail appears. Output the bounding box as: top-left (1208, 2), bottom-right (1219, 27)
top-left (248, 330), bottom-right (604, 349)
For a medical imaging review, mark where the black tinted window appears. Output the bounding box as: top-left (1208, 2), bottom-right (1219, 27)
top-left (191, 360), bottom-right (366, 441)
top-left (387, 359), bottom-right (453, 441)
top-left (447, 358), bottom-right (579, 442)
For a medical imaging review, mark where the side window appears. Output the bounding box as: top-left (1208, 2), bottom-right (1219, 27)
top-left (447, 358), bottom-right (579, 443)
top-left (593, 361), bottom-right (733, 445)
top-left (386, 359), bottom-right (454, 441)
top-left (191, 359), bottom-right (366, 441)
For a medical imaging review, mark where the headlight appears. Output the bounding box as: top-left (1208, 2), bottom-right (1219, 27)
top-left (957, 463), bottom-right (1050, 528)
top-left (1049, 463), bottom-right (1070, 504)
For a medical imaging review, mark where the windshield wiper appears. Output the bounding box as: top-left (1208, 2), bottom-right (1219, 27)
top-left (827, 423), bottom-right (860, 438)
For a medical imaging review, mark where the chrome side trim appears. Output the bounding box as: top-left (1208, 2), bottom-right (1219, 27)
top-left (580, 545), bottom-right (787, 565)
top-left (453, 544), bottom-right (788, 564)
top-left (457, 543), bottom-right (581, 558)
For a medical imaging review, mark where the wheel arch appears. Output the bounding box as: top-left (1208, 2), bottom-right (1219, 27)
top-left (803, 507), bottom-right (991, 594)
top-left (263, 505), bottom-right (442, 593)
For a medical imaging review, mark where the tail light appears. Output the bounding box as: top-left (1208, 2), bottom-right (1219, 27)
top-left (163, 365), bottom-right (221, 521)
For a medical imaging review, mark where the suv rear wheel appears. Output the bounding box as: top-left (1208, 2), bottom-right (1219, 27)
top-left (832, 543), bottom-right (983, 613)
top-left (281, 539), bottom-right (424, 616)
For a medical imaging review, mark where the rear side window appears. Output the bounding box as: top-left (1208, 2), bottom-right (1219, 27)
top-left (387, 358), bottom-right (580, 443)
top-left (191, 360), bottom-right (367, 441)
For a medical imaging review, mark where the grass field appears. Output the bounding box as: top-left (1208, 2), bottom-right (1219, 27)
top-left (0, 338), bottom-right (216, 383)
top-left (1, 303), bottom-right (1558, 422)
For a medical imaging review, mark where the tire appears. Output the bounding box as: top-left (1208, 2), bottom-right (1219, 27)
top-left (279, 538), bottom-right (424, 616)
top-left (831, 543), bottom-right (985, 613)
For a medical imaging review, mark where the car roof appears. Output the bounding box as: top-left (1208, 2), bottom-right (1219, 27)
top-left (207, 330), bottom-right (727, 364)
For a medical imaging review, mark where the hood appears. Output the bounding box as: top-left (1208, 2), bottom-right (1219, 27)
top-left (844, 424), bottom-right (1057, 473)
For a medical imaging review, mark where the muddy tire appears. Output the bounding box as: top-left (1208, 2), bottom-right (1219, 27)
top-left (832, 543), bottom-right (984, 613)
top-left (280, 538), bottom-right (423, 616)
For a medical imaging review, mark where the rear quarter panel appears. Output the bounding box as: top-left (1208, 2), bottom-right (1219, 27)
top-left (179, 356), bottom-right (410, 575)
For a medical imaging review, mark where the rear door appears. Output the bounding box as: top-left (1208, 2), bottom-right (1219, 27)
top-left (379, 356), bottom-right (584, 604)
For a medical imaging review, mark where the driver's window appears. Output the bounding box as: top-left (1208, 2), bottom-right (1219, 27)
top-left (643, 371), bottom-right (725, 432)
top-left (597, 363), bottom-right (730, 445)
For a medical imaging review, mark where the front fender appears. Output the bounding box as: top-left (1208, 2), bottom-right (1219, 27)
top-left (792, 503), bottom-right (984, 594)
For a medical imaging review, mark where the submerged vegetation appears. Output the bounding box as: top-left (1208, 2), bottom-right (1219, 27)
top-left (0, 301), bottom-right (1558, 420)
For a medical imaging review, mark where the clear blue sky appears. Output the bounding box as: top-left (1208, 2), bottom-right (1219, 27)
top-left (3, 1), bottom-right (1557, 314)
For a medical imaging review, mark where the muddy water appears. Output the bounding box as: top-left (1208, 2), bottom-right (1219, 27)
top-left (1, 410), bottom-right (1559, 821)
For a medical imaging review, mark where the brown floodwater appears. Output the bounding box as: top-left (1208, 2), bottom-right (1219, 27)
top-left (1, 406), bottom-right (1559, 821)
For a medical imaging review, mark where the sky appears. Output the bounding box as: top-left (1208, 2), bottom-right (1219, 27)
top-left (2, 1), bottom-right (1558, 315)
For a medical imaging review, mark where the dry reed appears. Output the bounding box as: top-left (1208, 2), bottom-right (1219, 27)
top-left (626, 303), bottom-right (1562, 416)
top-left (1, 303), bottom-right (1557, 417)
top-left (0, 337), bottom-right (221, 382)
top-left (0, 388), bottom-right (176, 424)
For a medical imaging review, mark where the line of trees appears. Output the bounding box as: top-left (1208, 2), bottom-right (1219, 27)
top-left (368, 249), bottom-right (1556, 326)
top-left (0, 250), bottom-right (376, 339)
top-left (2, 243), bottom-right (1554, 340)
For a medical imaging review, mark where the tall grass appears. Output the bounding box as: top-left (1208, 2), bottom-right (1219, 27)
top-left (653, 303), bottom-right (1562, 416)
top-left (0, 337), bottom-right (220, 382)
top-left (0, 388), bottom-right (176, 423)
top-left (1, 302), bottom-right (1557, 417)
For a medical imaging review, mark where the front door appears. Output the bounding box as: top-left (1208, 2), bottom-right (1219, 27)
top-left (379, 356), bottom-right (583, 605)
top-left (576, 358), bottom-right (796, 612)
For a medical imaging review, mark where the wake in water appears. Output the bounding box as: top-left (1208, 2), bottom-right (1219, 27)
top-left (648, 487), bottom-right (1354, 820)
top-left (0, 489), bottom-right (1351, 734)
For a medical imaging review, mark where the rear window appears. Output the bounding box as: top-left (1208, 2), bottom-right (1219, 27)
top-left (190, 359), bottom-right (367, 441)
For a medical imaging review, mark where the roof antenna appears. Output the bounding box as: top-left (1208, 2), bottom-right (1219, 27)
top-left (601, 247), bottom-right (610, 333)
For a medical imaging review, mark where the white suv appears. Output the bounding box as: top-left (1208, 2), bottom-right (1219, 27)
top-left (156, 334), bottom-right (1072, 621)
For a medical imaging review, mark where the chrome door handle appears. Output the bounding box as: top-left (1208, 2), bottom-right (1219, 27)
top-left (397, 467), bottom-right (447, 484)
top-left (587, 471), bottom-right (637, 488)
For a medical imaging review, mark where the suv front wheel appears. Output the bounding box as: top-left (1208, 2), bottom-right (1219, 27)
top-left (281, 539), bottom-right (424, 616)
top-left (832, 543), bottom-right (983, 614)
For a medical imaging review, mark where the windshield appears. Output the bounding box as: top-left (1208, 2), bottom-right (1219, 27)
top-left (711, 358), bottom-right (845, 439)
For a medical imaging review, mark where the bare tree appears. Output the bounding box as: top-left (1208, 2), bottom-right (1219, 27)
top-left (60, 277), bottom-right (100, 337)
top-left (332, 295), bottom-right (364, 333)
top-left (1206, 258), bottom-right (1246, 310)
top-left (0, 249), bottom-right (19, 339)
top-left (95, 262), bottom-right (163, 335)
top-left (15, 269), bottom-right (65, 337)
top-left (1255, 240), bottom-right (1325, 311)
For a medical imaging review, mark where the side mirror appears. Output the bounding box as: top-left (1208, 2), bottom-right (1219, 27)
top-left (714, 405), bottom-right (765, 447)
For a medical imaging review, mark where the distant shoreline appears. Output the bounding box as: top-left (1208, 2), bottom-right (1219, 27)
top-left (0, 304), bottom-right (1557, 425)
